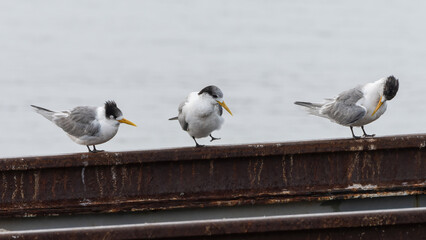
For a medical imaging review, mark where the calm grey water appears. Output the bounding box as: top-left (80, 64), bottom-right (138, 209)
top-left (1, 1), bottom-right (425, 158)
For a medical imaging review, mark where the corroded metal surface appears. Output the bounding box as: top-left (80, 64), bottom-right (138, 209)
top-left (2, 208), bottom-right (425, 239)
top-left (0, 134), bottom-right (425, 217)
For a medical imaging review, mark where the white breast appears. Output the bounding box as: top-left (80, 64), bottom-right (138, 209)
top-left (351, 82), bottom-right (387, 126)
top-left (182, 92), bottom-right (224, 138)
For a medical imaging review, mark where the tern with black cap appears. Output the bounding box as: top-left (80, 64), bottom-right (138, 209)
top-left (169, 85), bottom-right (233, 147)
top-left (295, 76), bottom-right (399, 138)
top-left (31, 101), bottom-right (137, 153)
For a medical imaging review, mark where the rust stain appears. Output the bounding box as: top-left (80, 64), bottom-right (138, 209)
top-left (19, 172), bottom-right (24, 200)
top-left (2, 172), bottom-right (7, 200)
top-left (205, 225), bottom-right (212, 235)
top-left (11, 174), bottom-right (18, 200)
top-left (257, 159), bottom-right (264, 184)
top-left (350, 145), bottom-right (364, 151)
top-left (361, 215), bottom-right (397, 226)
top-left (368, 144), bottom-right (377, 150)
top-left (347, 152), bottom-right (360, 181)
top-left (289, 155), bottom-right (294, 180)
top-left (95, 168), bottom-right (104, 198)
top-left (248, 159), bottom-right (264, 186)
top-left (101, 231), bottom-right (112, 240)
top-left (110, 166), bottom-right (118, 195)
top-left (33, 171), bottom-right (40, 201)
top-left (281, 156), bottom-right (287, 185)
top-left (137, 164), bottom-right (143, 193)
top-left (0, 134), bottom-right (425, 217)
top-left (120, 167), bottom-right (128, 194)
top-left (361, 153), bottom-right (374, 179)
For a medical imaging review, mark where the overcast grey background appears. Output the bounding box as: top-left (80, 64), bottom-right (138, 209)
top-left (0, 1), bottom-right (424, 158)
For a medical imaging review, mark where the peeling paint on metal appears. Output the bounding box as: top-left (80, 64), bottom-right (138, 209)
top-left (368, 144), bottom-right (376, 150)
top-left (0, 134), bottom-right (425, 218)
top-left (111, 165), bottom-right (118, 194)
top-left (95, 168), bottom-right (104, 198)
top-left (121, 167), bottom-right (128, 194)
top-left (2, 172), bottom-right (7, 200)
top-left (33, 171), bottom-right (40, 201)
top-left (346, 184), bottom-right (378, 190)
top-left (81, 162), bottom-right (87, 195)
top-left (350, 145), bottom-right (364, 151)
top-left (11, 174), bottom-right (18, 201)
top-left (19, 172), bottom-right (24, 200)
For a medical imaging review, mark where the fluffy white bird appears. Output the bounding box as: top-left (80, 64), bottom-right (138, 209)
top-left (31, 101), bottom-right (136, 153)
top-left (295, 76), bottom-right (399, 138)
top-left (169, 85), bottom-right (233, 147)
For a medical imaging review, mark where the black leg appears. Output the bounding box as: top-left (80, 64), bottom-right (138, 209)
top-left (209, 134), bottom-right (221, 142)
top-left (87, 145), bottom-right (104, 153)
top-left (192, 137), bottom-right (204, 147)
top-left (361, 126), bottom-right (375, 138)
top-left (350, 126), bottom-right (361, 139)
top-left (86, 145), bottom-right (93, 153)
top-left (93, 145), bottom-right (104, 153)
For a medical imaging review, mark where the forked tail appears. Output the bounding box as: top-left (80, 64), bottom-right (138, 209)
top-left (31, 105), bottom-right (55, 121)
top-left (294, 101), bottom-right (324, 116)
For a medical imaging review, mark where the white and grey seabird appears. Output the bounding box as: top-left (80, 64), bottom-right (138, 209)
top-left (31, 101), bottom-right (137, 152)
top-left (295, 76), bottom-right (399, 138)
top-left (169, 85), bottom-right (233, 147)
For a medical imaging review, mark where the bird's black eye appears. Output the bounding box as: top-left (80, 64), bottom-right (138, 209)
top-left (109, 115), bottom-right (115, 119)
top-left (212, 94), bottom-right (218, 98)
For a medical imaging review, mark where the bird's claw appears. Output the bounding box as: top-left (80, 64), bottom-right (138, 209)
top-left (209, 135), bottom-right (221, 142)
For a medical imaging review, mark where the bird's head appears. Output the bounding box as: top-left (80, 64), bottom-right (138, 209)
top-left (372, 76), bottom-right (399, 116)
top-left (105, 100), bottom-right (137, 126)
top-left (198, 85), bottom-right (233, 116)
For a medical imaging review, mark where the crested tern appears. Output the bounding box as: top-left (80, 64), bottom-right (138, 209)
top-left (295, 76), bottom-right (399, 138)
top-left (169, 85), bottom-right (233, 147)
top-left (31, 101), bottom-right (136, 153)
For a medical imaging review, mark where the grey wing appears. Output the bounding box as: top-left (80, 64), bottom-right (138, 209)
top-left (322, 88), bottom-right (366, 125)
top-left (53, 106), bottom-right (101, 137)
top-left (177, 100), bottom-right (185, 116)
top-left (177, 100), bottom-right (189, 131)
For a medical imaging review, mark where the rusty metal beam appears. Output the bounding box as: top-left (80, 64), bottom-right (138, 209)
top-left (0, 134), bottom-right (425, 217)
top-left (2, 208), bottom-right (425, 239)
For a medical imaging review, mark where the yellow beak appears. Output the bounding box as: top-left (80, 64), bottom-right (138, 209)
top-left (217, 101), bottom-right (233, 116)
top-left (371, 96), bottom-right (383, 116)
top-left (118, 118), bottom-right (137, 126)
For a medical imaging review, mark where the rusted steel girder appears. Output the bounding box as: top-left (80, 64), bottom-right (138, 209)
top-left (0, 134), bottom-right (425, 217)
top-left (2, 208), bottom-right (425, 239)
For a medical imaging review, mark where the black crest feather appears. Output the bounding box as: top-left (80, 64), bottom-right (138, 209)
top-left (105, 100), bottom-right (122, 119)
top-left (384, 76), bottom-right (399, 100)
